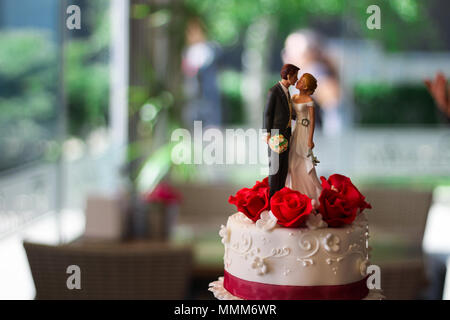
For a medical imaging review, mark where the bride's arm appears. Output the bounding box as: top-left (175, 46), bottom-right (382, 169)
top-left (308, 106), bottom-right (315, 149)
top-left (291, 95), bottom-right (297, 121)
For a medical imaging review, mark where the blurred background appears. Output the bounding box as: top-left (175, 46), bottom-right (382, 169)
top-left (1, 0), bottom-right (450, 300)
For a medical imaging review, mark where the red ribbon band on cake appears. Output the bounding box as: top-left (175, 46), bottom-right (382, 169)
top-left (224, 270), bottom-right (369, 300)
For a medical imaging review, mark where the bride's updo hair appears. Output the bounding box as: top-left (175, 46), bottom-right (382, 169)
top-left (300, 73), bottom-right (317, 94)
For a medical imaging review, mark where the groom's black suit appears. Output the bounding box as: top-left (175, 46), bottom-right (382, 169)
top-left (263, 83), bottom-right (295, 198)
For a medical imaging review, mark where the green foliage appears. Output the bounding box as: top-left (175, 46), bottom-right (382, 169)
top-left (0, 1), bottom-right (110, 170)
top-left (135, 143), bottom-right (174, 193)
top-left (65, 40), bottom-right (109, 135)
top-left (353, 83), bottom-right (438, 125)
top-left (132, 3), bottom-right (152, 20)
top-left (0, 31), bottom-right (56, 78)
top-left (218, 70), bottom-right (244, 124)
top-left (347, 0), bottom-right (442, 52)
top-left (185, 0), bottom-right (327, 45)
top-left (134, 139), bottom-right (198, 194)
top-left (186, 0), bottom-right (439, 52)
top-left (65, 1), bottom-right (110, 136)
top-left (0, 31), bottom-right (58, 170)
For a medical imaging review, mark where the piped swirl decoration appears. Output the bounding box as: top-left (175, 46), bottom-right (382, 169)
top-left (224, 212), bottom-right (369, 288)
top-left (296, 233), bottom-right (320, 266)
top-left (226, 221), bottom-right (291, 276)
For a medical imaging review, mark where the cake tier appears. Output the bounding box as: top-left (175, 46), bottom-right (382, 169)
top-left (222, 212), bottom-right (370, 287)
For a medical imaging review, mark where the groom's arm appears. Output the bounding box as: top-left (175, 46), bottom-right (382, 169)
top-left (263, 89), bottom-right (277, 139)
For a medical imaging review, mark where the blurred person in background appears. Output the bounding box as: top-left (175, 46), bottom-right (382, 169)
top-left (282, 29), bottom-right (341, 136)
top-left (181, 18), bottom-right (222, 129)
top-left (425, 72), bottom-right (450, 122)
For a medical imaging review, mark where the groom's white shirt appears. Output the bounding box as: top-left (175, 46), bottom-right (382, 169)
top-left (279, 81), bottom-right (293, 129)
top-left (278, 81), bottom-right (290, 101)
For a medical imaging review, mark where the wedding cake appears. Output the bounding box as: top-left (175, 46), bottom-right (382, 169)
top-left (209, 67), bottom-right (383, 300)
top-left (209, 175), bottom-right (382, 300)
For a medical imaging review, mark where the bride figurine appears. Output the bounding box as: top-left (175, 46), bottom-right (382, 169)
top-left (285, 73), bottom-right (322, 203)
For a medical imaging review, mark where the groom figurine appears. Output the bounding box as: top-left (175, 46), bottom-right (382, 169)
top-left (263, 64), bottom-right (300, 198)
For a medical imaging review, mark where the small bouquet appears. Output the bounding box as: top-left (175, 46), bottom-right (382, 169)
top-left (268, 134), bottom-right (288, 153)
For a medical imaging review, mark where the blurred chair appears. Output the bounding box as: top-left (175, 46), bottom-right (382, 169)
top-left (23, 241), bottom-right (193, 300)
top-left (363, 188), bottom-right (433, 299)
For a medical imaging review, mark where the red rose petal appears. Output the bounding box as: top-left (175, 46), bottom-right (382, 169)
top-left (318, 174), bottom-right (372, 227)
top-left (228, 184), bottom-right (269, 222)
top-left (270, 187), bottom-right (313, 228)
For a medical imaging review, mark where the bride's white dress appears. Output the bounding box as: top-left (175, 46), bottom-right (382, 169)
top-left (285, 100), bottom-right (322, 201)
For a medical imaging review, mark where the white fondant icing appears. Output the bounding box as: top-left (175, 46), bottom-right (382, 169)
top-left (323, 233), bottom-right (340, 252)
top-left (255, 210), bottom-right (278, 231)
top-left (251, 256), bottom-right (267, 275)
top-left (359, 258), bottom-right (370, 276)
top-left (223, 212), bottom-right (369, 286)
top-left (305, 213), bottom-right (328, 230)
top-left (219, 224), bottom-right (230, 244)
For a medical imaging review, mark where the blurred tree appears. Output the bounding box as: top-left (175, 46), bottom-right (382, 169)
top-left (65, 0), bottom-right (110, 136)
top-left (0, 31), bottom-right (57, 171)
top-left (0, 0), bottom-right (111, 170)
top-left (183, 0), bottom-right (444, 127)
top-left (354, 83), bottom-right (439, 125)
top-left (186, 0), bottom-right (440, 52)
top-left (346, 0), bottom-right (443, 51)
top-left (128, 0), bottom-right (193, 193)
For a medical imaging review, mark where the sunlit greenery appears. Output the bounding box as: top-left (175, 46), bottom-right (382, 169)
top-left (0, 31), bottom-right (58, 170)
top-left (186, 0), bottom-right (441, 51)
top-left (218, 70), bottom-right (243, 124)
top-left (0, 1), bottom-right (110, 170)
top-left (354, 83), bottom-right (438, 125)
top-left (65, 0), bottom-right (110, 136)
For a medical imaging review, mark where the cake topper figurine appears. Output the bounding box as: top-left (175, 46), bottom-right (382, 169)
top-left (263, 64), bottom-right (299, 199)
top-left (215, 69), bottom-right (378, 301)
top-left (264, 68), bottom-right (322, 202)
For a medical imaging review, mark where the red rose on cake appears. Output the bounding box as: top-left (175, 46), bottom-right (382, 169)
top-left (228, 177), bottom-right (270, 222)
top-left (270, 187), bottom-right (313, 228)
top-left (252, 177), bottom-right (269, 192)
top-left (318, 174), bottom-right (371, 227)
